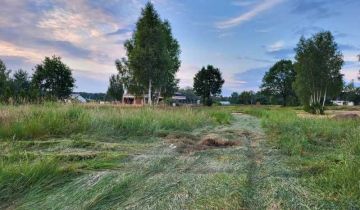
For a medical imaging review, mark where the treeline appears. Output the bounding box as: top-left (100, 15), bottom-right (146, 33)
top-left (0, 56), bottom-right (75, 104)
top-left (74, 92), bottom-right (107, 101)
top-left (228, 91), bottom-right (280, 105)
top-left (231, 31), bottom-right (360, 114)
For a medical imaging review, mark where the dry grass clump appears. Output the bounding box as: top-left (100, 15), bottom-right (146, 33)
top-left (332, 113), bottom-right (360, 120)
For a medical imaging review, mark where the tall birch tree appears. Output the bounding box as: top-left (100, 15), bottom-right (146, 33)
top-left (293, 31), bottom-right (344, 114)
top-left (125, 2), bottom-right (180, 105)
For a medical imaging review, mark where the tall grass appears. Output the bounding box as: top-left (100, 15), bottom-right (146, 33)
top-left (240, 106), bottom-right (360, 207)
top-left (0, 104), bottom-right (232, 207)
top-left (0, 104), bottom-right (231, 140)
top-left (0, 158), bottom-right (75, 205)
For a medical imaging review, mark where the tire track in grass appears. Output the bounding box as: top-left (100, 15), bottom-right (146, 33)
top-left (243, 133), bottom-right (259, 209)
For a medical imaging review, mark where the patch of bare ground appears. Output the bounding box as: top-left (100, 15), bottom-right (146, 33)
top-left (297, 110), bottom-right (360, 119)
top-left (200, 138), bottom-right (238, 147)
top-left (165, 132), bottom-right (242, 153)
top-left (332, 113), bottom-right (360, 120)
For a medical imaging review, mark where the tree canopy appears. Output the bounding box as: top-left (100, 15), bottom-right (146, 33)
top-left (193, 65), bottom-right (224, 106)
top-left (107, 74), bottom-right (124, 101)
top-left (229, 92), bottom-right (240, 104)
top-left (0, 59), bottom-right (12, 102)
top-left (339, 81), bottom-right (360, 105)
top-left (293, 31), bottom-right (344, 114)
top-left (261, 60), bottom-right (297, 106)
top-left (239, 91), bottom-right (255, 105)
top-left (12, 69), bottom-right (31, 103)
top-left (32, 56), bottom-right (75, 100)
top-left (124, 2), bottom-right (180, 104)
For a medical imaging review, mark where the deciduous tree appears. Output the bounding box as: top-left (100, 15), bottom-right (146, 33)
top-left (107, 74), bottom-right (124, 101)
top-left (293, 31), bottom-right (344, 114)
top-left (125, 2), bottom-right (180, 105)
top-left (261, 60), bottom-right (296, 106)
top-left (0, 59), bottom-right (11, 102)
top-left (12, 69), bottom-right (31, 103)
top-left (193, 65), bottom-right (224, 106)
top-left (32, 56), bottom-right (75, 100)
top-left (229, 92), bottom-right (240, 104)
top-left (239, 91), bottom-right (255, 105)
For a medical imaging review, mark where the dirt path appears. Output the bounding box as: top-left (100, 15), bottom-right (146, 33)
top-left (15, 113), bottom-right (314, 209)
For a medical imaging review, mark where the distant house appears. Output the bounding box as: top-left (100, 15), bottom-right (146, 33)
top-left (219, 101), bottom-right (231, 106)
top-left (331, 100), bottom-right (354, 106)
top-left (122, 93), bottom-right (163, 105)
top-left (171, 92), bottom-right (187, 106)
top-left (122, 92), bottom-right (187, 106)
top-left (66, 94), bottom-right (87, 103)
top-left (123, 93), bottom-right (144, 105)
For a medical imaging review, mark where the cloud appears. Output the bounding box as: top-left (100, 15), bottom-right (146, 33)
top-left (216, 0), bottom-right (283, 29)
top-left (333, 31), bottom-right (348, 39)
top-left (290, 0), bottom-right (354, 20)
top-left (218, 32), bottom-right (234, 38)
top-left (237, 56), bottom-right (274, 63)
top-left (266, 41), bottom-right (285, 52)
top-left (255, 28), bottom-right (272, 33)
top-left (0, 0), bottom-right (141, 92)
top-left (0, 55), bottom-right (34, 72)
top-left (106, 28), bottom-right (132, 36)
top-left (294, 26), bottom-right (324, 36)
top-left (232, 0), bottom-right (256, 7)
top-left (34, 40), bottom-right (93, 59)
top-left (232, 67), bottom-right (269, 92)
top-left (343, 53), bottom-right (360, 63)
top-left (338, 44), bottom-right (360, 52)
top-left (176, 64), bottom-right (199, 88)
top-left (0, 40), bottom-right (44, 63)
top-left (342, 66), bottom-right (360, 83)
top-left (264, 41), bottom-right (295, 59)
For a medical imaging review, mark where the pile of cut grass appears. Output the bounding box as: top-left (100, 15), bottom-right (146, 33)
top-left (239, 106), bottom-right (360, 208)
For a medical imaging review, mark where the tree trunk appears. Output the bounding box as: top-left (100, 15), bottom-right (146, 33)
top-left (148, 79), bottom-right (152, 105)
top-left (322, 88), bottom-right (327, 108)
top-left (156, 89), bottom-right (161, 105)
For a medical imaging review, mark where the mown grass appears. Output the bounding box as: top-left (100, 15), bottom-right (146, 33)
top-left (237, 106), bottom-right (360, 208)
top-left (1, 104), bottom-right (359, 209)
top-left (0, 103), bottom-right (233, 208)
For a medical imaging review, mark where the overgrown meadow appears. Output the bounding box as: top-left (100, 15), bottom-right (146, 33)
top-left (238, 106), bottom-right (360, 208)
top-left (0, 104), bottom-right (359, 209)
top-left (0, 103), bottom-right (231, 208)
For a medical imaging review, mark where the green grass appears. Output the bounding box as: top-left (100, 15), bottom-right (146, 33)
top-left (237, 106), bottom-right (360, 208)
top-left (0, 104), bottom-right (234, 209)
top-left (0, 104), bottom-right (230, 140)
top-left (0, 104), bottom-right (359, 209)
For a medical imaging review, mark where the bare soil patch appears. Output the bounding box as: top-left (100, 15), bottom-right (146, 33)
top-left (200, 138), bottom-right (238, 147)
top-left (165, 132), bottom-right (241, 153)
top-left (297, 110), bottom-right (360, 120)
top-left (332, 113), bottom-right (360, 120)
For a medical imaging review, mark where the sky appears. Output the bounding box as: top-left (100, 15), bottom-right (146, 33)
top-left (0, 0), bottom-right (359, 96)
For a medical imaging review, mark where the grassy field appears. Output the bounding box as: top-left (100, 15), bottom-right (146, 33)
top-left (0, 104), bottom-right (359, 209)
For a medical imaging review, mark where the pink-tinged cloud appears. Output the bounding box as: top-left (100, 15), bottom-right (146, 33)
top-left (216, 0), bottom-right (283, 29)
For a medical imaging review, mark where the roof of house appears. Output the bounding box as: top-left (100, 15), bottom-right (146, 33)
top-left (70, 94), bottom-right (87, 103)
top-left (219, 101), bottom-right (230, 105)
